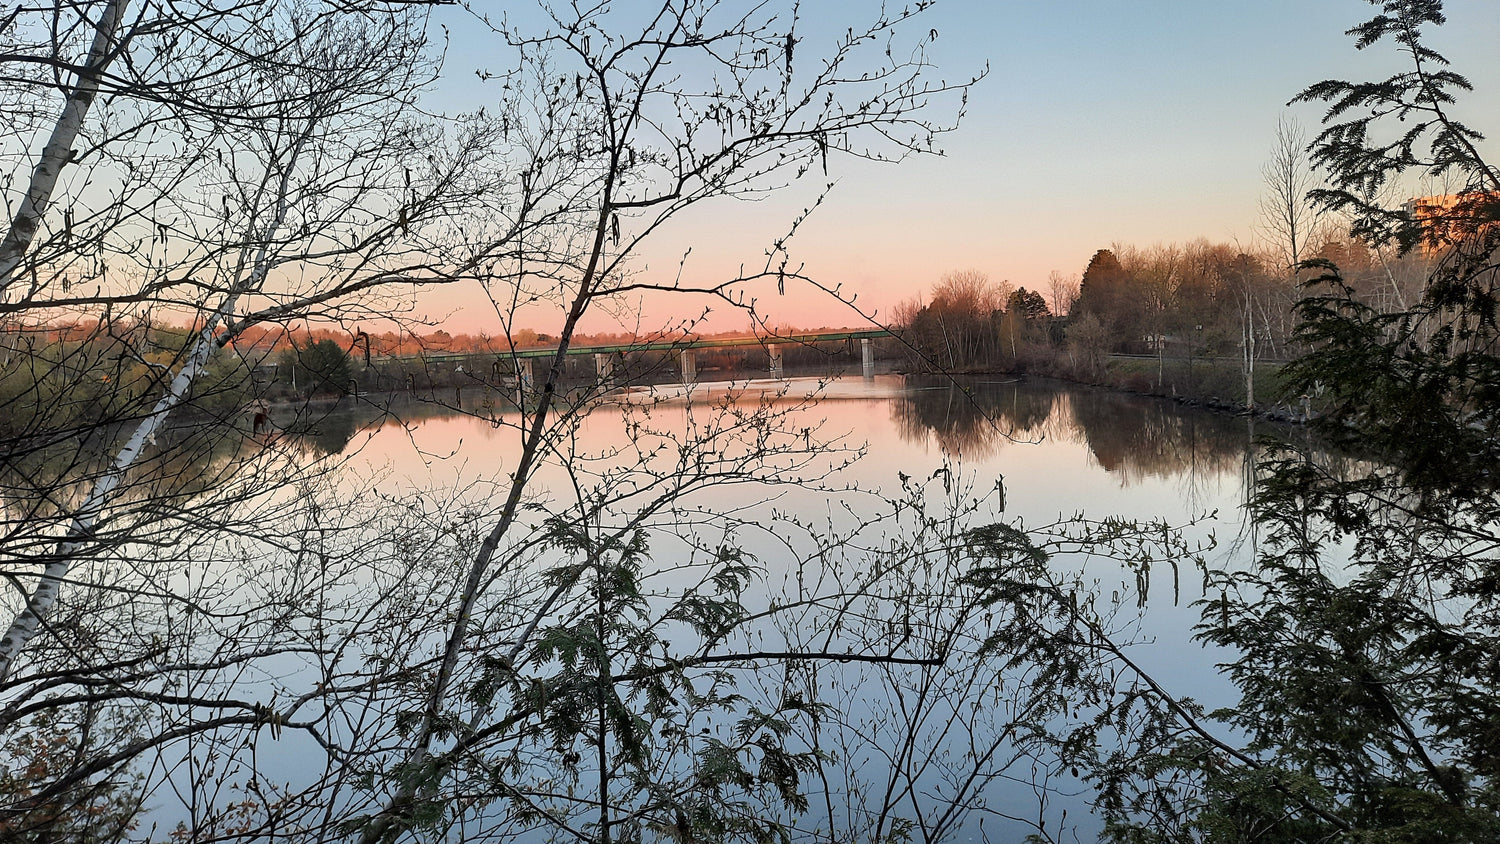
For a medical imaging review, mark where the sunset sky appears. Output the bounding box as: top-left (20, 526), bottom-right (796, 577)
top-left (422, 0), bottom-right (1500, 336)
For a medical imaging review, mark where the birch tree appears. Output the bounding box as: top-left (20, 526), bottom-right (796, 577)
top-left (0, 0), bottom-right (128, 291)
top-left (0, 0), bottom-right (512, 674)
top-left (0, 3), bottom-right (521, 831)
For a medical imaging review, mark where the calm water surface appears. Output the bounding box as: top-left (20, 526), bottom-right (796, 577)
top-left (303, 374), bottom-right (1273, 840)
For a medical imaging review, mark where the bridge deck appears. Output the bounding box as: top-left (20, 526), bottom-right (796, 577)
top-left (397, 329), bottom-right (892, 363)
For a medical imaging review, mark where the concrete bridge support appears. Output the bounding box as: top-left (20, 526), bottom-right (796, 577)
top-left (594, 353), bottom-right (616, 386)
top-left (861, 338), bottom-right (874, 379)
top-left (768, 344), bottom-right (784, 379)
top-left (679, 349), bottom-right (697, 385)
top-left (516, 358), bottom-right (535, 404)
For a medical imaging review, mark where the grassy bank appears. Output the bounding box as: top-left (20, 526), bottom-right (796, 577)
top-left (900, 348), bottom-right (1307, 422)
top-left (1099, 354), bottom-right (1300, 418)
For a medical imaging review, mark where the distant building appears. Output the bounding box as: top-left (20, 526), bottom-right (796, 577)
top-left (1403, 192), bottom-right (1499, 253)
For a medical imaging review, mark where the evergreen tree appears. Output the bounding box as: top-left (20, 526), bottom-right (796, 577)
top-left (1073, 249), bottom-right (1143, 351)
top-left (1099, 3), bottom-right (1500, 839)
top-left (278, 339), bottom-right (353, 397)
top-left (1005, 287), bottom-right (1050, 321)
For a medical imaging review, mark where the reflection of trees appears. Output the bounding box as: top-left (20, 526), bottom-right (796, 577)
top-left (1064, 390), bottom-right (1248, 487)
top-left (891, 377), bottom-right (1251, 486)
top-left (282, 406), bottom-right (360, 456)
top-left (1, 397), bottom-right (389, 574)
top-left (276, 394), bottom-right (468, 457)
top-left (891, 377), bottom-right (1055, 459)
top-left (3, 416), bottom-right (257, 528)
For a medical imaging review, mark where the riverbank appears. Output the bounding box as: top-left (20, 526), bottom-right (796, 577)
top-left (1091, 354), bottom-right (1307, 422)
top-left (903, 353), bottom-right (1309, 423)
top-left (255, 351), bottom-right (1311, 445)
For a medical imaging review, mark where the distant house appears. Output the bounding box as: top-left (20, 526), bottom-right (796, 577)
top-left (1403, 192), bottom-right (1499, 253)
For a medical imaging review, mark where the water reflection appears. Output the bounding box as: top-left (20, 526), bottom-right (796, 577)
top-left (270, 392), bottom-right (486, 457)
top-left (892, 376), bottom-right (1254, 487)
top-left (891, 378), bottom-right (1055, 459)
top-left (280, 406), bottom-right (360, 455)
top-left (6, 375), bottom-right (1303, 843)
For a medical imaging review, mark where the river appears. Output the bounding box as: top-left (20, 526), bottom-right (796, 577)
top-left (94, 373), bottom-right (1282, 842)
top-left (262, 373), bottom-right (1272, 842)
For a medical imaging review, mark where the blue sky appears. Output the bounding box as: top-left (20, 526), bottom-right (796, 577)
top-left (427, 0), bottom-right (1500, 333)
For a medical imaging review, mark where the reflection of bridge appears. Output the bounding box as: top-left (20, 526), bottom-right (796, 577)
top-left (412, 328), bottom-right (893, 386)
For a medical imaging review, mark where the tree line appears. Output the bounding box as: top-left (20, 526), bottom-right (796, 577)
top-left (898, 230), bottom-right (1438, 412)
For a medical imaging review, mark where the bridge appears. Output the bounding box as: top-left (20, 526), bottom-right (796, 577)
top-left (408, 328), bottom-right (893, 387)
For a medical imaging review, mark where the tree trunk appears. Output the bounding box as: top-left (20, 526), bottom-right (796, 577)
top-left (0, 0), bottom-right (130, 296)
top-left (1243, 294), bottom-right (1255, 411)
top-left (0, 122), bottom-right (308, 680)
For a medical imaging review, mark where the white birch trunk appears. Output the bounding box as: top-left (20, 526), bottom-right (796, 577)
top-left (0, 0), bottom-right (129, 296)
top-left (0, 124), bottom-right (309, 680)
top-left (0, 316), bottom-right (226, 678)
top-left (1244, 291), bottom-right (1256, 411)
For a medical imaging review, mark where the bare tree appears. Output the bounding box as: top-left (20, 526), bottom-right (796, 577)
top-left (1046, 269), bottom-right (1079, 317)
top-left (0, 2), bottom-right (510, 674)
top-left (1257, 116), bottom-right (1321, 277)
top-left (2, 0), bottom-right (1018, 841)
top-left (0, 3), bottom-right (529, 835)
top-left (1115, 243), bottom-right (1183, 387)
top-left (349, 3), bottom-right (984, 839)
top-left (1255, 115), bottom-right (1327, 348)
top-left (899, 269), bottom-right (1006, 370)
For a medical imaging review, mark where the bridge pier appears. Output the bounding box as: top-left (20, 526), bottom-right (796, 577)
top-left (861, 337), bottom-right (874, 379)
top-left (516, 358), bottom-right (535, 404)
top-left (679, 350), bottom-right (696, 385)
top-left (594, 353), bottom-right (616, 386)
top-left (768, 344), bottom-right (784, 379)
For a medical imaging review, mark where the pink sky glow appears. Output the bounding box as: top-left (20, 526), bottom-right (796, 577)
top-left (410, 0), bottom-right (1500, 338)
